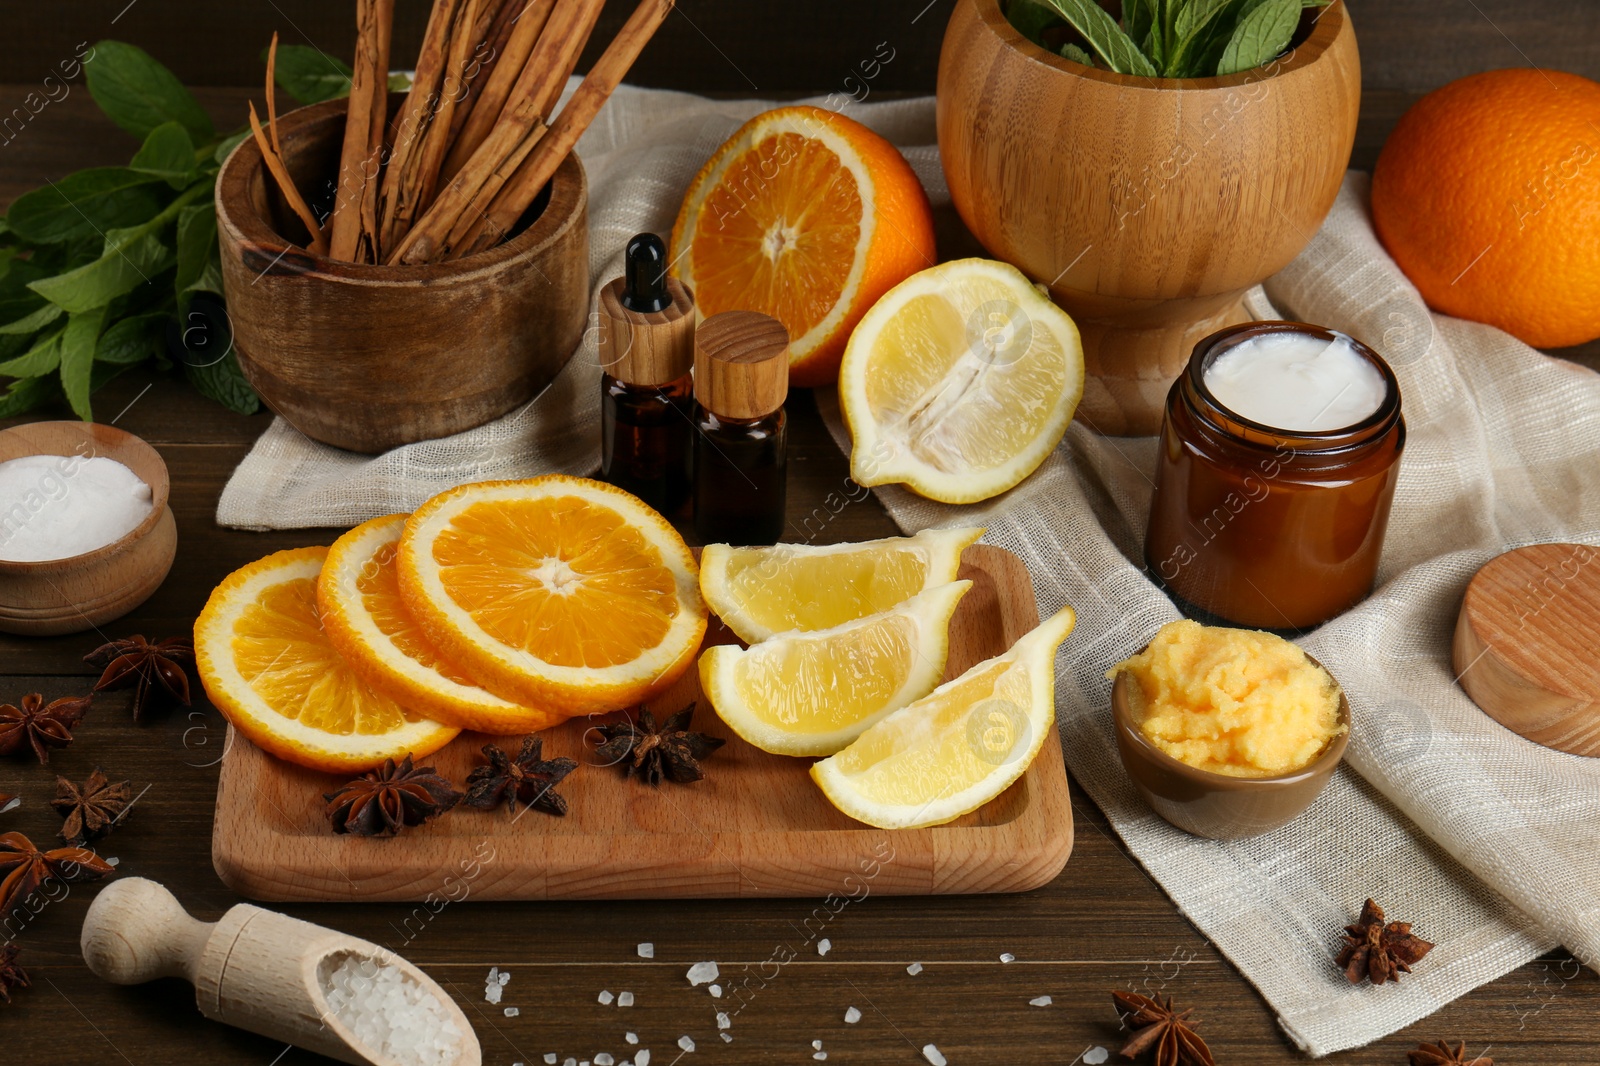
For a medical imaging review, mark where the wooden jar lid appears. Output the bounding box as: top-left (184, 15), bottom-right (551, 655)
top-left (597, 276), bottom-right (696, 386)
top-left (694, 311), bottom-right (789, 419)
top-left (1453, 542), bottom-right (1600, 757)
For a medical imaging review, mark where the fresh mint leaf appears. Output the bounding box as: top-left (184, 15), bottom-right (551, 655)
top-left (1061, 43), bottom-right (1096, 66)
top-left (1124, 0), bottom-right (1159, 57)
top-left (1035, 0), bottom-right (1158, 76)
top-left (59, 306), bottom-right (108, 421)
top-left (96, 311), bottom-right (167, 365)
top-left (85, 40), bottom-right (214, 143)
top-left (0, 302), bottom-right (64, 335)
top-left (387, 72), bottom-right (413, 93)
top-left (28, 226), bottom-right (176, 314)
top-left (0, 375), bottom-right (57, 419)
top-left (5, 167), bottom-right (167, 244)
top-left (0, 325), bottom-right (65, 378)
top-left (1006, 0), bottom-right (1062, 47)
top-left (184, 348), bottom-right (260, 416)
top-left (131, 121), bottom-right (199, 189)
top-left (267, 44), bottom-right (354, 104)
top-left (1218, 0), bottom-right (1301, 74)
top-left (176, 202), bottom-right (221, 302)
top-left (1169, 0), bottom-right (1246, 75)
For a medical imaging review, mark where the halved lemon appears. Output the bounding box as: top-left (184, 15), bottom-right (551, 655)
top-left (811, 605), bottom-right (1077, 829)
top-left (194, 547), bottom-right (459, 773)
top-left (699, 526), bottom-right (983, 644)
top-left (397, 476), bottom-right (708, 715)
top-left (700, 581), bottom-right (971, 757)
top-left (318, 515), bottom-right (561, 735)
top-left (839, 258), bottom-right (1085, 504)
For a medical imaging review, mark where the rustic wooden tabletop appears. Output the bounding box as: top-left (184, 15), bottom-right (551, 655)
top-left (3, 2), bottom-right (1600, 1062)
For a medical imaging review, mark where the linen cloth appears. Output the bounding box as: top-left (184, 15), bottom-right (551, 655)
top-left (217, 86), bottom-right (1600, 1056)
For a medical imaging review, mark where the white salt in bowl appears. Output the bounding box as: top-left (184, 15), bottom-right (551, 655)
top-left (0, 421), bottom-right (177, 636)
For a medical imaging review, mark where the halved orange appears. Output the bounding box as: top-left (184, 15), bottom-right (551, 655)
top-left (397, 476), bottom-right (708, 715)
top-left (194, 547), bottom-right (459, 773)
top-left (318, 515), bottom-right (561, 735)
top-left (671, 105), bottom-right (936, 387)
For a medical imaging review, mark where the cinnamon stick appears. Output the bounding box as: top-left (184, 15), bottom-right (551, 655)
top-left (265, 32), bottom-right (283, 158)
top-left (439, 0), bottom-right (556, 183)
top-left (388, 0), bottom-right (607, 265)
top-left (456, 0), bottom-right (674, 259)
top-left (326, 0), bottom-right (392, 262)
top-left (442, 0), bottom-right (519, 148)
top-left (247, 102), bottom-right (329, 257)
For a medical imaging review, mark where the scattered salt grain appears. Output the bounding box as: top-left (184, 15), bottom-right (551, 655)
top-left (499, 971), bottom-right (512, 985)
top-left (595, 1055), bottom-right (614, 1066)
top-left (598, 990), bottom-right (615, 1005)
top-left (716, 1011), bottom-right (731, 1030)
top-left (906, 962), bottom-right (923, 976)
top-left (637, 943), bottom-right (654, 958)
top-left (812, 1039), bottom-right (823, 1050)
top-left (922, 1045), bottom-right (947, 1066)
top-left (678, 1036), bottom-right (696, 1052)
top-left (617, 991), bottom-right (634, 1007)
top-left (625, 1033), bottom-right (638, 1045)
top-left (719, 1034), bottom-right (732, 1044)
top-left (813, 1054), bottom-right (827, 1062)
top-left (636, 1052), bottom-right (650, 1066)
top-left (564, 1058), bottom-right (577, 1066)
top-left (504, 1007), bottom-right (520, 1017)
top-left (1029, 995), bottom-right (1052, 1007)
top-left (321, 954), bottom-right (462, 1066)
top-left (0, 455), bottom-right (154, 563)
top-left (486, 967), bottom-right (505, 1005)
top-left (1083, 1048), bottom-right (1110, 1065)
top-left (708, 984), bottom-right (722, 998)
top-left (844, 1007), bottom-right (861, 1024)
top-left (817, 938), bottom-right (831, 956)
top-left (544, 1056), bottom-right (557, 1065)
top-left (686, 961), bottom-right (719, 986)
top-left (999, 953), bottom-right (1015, 963)
top-left (104, 856), bottom-right (119, 867)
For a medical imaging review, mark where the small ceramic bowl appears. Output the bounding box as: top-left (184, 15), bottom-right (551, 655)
top-left (1111, 653), bottom-right (1350, 840)
top-left (0, 421), bottom-right (177, 636)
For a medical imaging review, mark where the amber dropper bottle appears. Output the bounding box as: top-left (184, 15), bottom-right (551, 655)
top-left (597, 233), bottom-right (696, 514)
top-left (693, 311), bottom-right (790, 546)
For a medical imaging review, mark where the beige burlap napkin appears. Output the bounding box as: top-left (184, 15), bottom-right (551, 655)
top-left (217, 87), bottom-right (1600, 1056)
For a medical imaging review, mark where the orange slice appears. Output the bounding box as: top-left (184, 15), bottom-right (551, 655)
top-left (671, 105), bottom-right (936, 387)
top-left (397, 476), bottom-right (708, 715)
top-left (194, 547), bottom-right (459, 773)
top-left (318, 515), bottom-right (561, 735)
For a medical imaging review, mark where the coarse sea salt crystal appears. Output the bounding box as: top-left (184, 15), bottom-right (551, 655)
top-left (636, 1051), bottom-right (650, 1066)
top-left (617, 991), bottom-right (634, 1007)
top-left (564, 1058), bottom-right (577, 1066)
top-left (719, 1034), bottom-right (732, 1044)
top-left (1083, 1048), bottom-right (1110, 1065)
top-left (505, 1007), bottom-right (520, 1017)
top-left (814, 1054), bottom-right (827, 1062)
top-left (320, 954), bottom-right (462, 1066)
top-left (686, 961), bottom-right (718, 986)
top-left (1029, 995), bottom-right (1052, 1007)
top-left (545, 1055), bottom-right (558, 1064)
top-left (922, 1045), bottom-right (947, 1066)
top-left (716, 1012), bottom-right (730, 1030)
top-left (487, 983), bottom-right (504, 1005)
top-left (812, 1039), bottom-right (823, 1050)
top-left (0, 455), bottom-right (154, 563)
top-left (817, 938), bottom-right (831, 956)
top-left (599, 990), bottom-right (615, 1005)
top-left (625, 1033), bottom-right (638, 1045)
top-left (708, 984), bottom-right (722, 998)
top-left (595, 1055), bottom-right (614, 1066)
top-left (499, 971), bottom-right (512, 986)
top-left (678, 1035), bottom-right (696, 1052)
top-left (844, 1007), bottom-right (861, 1024)
top-left (637, 942), bottom-right (654, 958)
top-left (999, 953), bottom-right (1015, 963)
top-left (906, 962), bottom-right (923, 975)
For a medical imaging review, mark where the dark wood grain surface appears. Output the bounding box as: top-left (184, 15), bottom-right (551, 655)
top-left (3, 3), bottom-right (1600, 1060)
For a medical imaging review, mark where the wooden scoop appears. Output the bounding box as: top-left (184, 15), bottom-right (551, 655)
top-left (80, 877), bottom-right (481, 1066)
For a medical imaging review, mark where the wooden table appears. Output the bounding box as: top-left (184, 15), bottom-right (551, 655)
top-left (3, 71), bottom-right (1599, 1066)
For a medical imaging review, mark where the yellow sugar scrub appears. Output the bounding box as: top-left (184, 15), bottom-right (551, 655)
top-left (1107, 619), bottom-right (1345, 778)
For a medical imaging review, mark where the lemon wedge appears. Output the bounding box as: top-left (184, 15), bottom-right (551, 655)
top-left (811, 605), bottom-right (1076, 829)
top-left (839, 258), bottom-right (1084, 504)
top-left (700, 581), bottom-right (971, 756)
top-left (699, 527), bottom-right (983, 644)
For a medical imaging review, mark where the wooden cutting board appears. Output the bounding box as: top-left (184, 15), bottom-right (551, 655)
top-left (211, 544), bottom-right (1075, 901)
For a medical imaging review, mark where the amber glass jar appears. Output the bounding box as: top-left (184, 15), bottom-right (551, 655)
top-left (1144, 322), bottom-right (1406, 630)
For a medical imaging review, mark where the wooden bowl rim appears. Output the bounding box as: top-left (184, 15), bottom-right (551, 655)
top-left (0, 421), bottom-right (172, 574)
top-left (216, 95), bottom-right (587, 285)
top-left (1111, 648), bottom-right (1350, 789)
top-left (966, 0), bottom-right (1351, 93)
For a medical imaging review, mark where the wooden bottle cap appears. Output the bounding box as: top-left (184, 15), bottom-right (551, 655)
top-left (1453, 542), bottom-right (1600, 757)
top-left (597, 275), bottom-right (696, 386)
top-left (694, 311), bottom-right (790, 419)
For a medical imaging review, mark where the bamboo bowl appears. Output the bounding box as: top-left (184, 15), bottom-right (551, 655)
top-left (0, 421), bottom-right (177, 637)
top-left (215, 96), bottom-right (590, 454)
top-left (937, 0), bottom-right (1360, 435)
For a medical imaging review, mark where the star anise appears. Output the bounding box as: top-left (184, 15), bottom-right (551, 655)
top-left (0, 830), bottom-right (115, 919)
top-left (1336, 898), bottom-right (1435, 985)
top-left (592, 703), bottom-right (725, 786)
top-left (0, 943), bottom-right (28, 1005)
top-left (464, 736), bottom-right (577, 816)
top-left (1409, 1039), bottom-right (1493, 1066)
top-left (0, 693), bottom-right (90, 764)
top-left (51, 769), bottom-right (134, 846)
top-left (1111, 991), bottom-right (1216, 1066)
top-left (323, 755), bottom-right (462, 836)
top-left (85, 634), bottom-right (194, 723)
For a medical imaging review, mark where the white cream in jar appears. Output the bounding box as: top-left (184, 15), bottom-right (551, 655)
top-left (1204, 329), bottom-right (1387, 432)
top-left (0, 454), bottom-right (154, 562)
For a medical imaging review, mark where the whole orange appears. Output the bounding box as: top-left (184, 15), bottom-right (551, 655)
top-left (1371, 68), bottom-right (1600, 349)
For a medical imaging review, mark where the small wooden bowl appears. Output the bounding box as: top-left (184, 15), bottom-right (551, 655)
top-left (215, 96), bottom-right (590, 454)
top-left (0, 422), bottom-right (177, 636)
top-left (1111, 655), bottom-right (1350, 839)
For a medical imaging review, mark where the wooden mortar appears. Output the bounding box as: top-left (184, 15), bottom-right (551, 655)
top-left (937, 0), bottom-right (1360, 435)
top-left (216, 96), bottom-right (590, 454)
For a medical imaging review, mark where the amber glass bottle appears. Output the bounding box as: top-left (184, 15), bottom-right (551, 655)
top-left (1144, 322), bottom-right (1406, 630)
top-left (692, 311), bottom-right (790, 546)
top-left (597, 233), bottom-right (695, 513)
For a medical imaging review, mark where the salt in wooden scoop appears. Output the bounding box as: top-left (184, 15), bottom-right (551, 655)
top-left (81, 877), bottom-right (481, 1066)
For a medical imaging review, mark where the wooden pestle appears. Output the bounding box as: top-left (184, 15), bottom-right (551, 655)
top-left (80, 878), bottom-right (481, 1066)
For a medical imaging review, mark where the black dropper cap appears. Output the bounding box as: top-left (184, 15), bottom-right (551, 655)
top-left (620, 232), bottom-right (671, 313)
